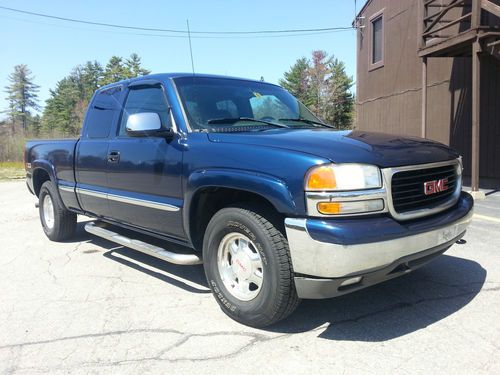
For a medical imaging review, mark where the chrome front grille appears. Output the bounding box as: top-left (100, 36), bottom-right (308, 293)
top-left (382, 159), bottom-right (462, 221)
top-left (391, 164), bottom-right (457, 213)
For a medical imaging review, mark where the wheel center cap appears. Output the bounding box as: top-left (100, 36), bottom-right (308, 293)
top-left (232, 253), bottom-right (252, 279)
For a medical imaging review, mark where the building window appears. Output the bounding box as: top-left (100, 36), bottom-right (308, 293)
top-left (369, 10), bottom-right (384, 70)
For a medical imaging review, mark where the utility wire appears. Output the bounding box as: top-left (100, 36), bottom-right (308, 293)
top-left (0, 14), bottom-right (353, 39)
top-left (0, 5), bottom-right (353, 35)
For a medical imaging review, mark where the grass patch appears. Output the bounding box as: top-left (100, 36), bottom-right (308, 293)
top-left (0, 162), bottom-right (25, 181)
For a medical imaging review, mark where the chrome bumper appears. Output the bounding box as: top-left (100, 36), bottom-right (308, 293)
top-left (285, 208), bottom-right (473, 298)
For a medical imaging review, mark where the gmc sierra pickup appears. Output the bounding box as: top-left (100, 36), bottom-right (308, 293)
top-left (25, 73), bottom-right (473, 327)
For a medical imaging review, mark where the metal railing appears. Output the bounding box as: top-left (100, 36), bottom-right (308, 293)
top-left (420, 0), bottom-right (500, 49)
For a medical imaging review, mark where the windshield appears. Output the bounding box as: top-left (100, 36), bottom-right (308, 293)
top-left (174, 76), bottom-right (325, 131)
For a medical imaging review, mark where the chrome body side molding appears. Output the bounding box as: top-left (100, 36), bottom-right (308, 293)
top-left (58, 184), bottom-right (181, 212)
top-left (105, 192), bottom-right (180, 212)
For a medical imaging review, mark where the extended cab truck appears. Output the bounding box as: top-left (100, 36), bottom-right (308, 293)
top-left (25, 73), bottom-right (474, 327)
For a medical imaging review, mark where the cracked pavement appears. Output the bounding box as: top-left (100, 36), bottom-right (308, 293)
top-left (0, 180), bottom-right (499, 374)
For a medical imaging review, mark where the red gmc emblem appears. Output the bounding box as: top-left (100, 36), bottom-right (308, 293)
top-left (424, 178), bottom-right (449, 195)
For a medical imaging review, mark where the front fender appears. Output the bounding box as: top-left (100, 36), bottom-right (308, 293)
top-left (186, 168), bottom-right (298, 213)
top-left (183, 168), bottom-right (298, 240)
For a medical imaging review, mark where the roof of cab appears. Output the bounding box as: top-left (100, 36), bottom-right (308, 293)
top-left (98, 73), bottom-right (281, 91)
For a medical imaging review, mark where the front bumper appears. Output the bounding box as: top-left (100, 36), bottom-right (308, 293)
top-left (285, 192), bottom-right (474, 299)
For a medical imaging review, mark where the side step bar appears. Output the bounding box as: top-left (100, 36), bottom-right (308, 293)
top-left (84, 222), bottom-right (202, 265)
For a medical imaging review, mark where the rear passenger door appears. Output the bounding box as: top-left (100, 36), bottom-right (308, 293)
top-left (106, 82), bottom-right (185, 238)
top-left (75, 85), bottom-right (123, 218)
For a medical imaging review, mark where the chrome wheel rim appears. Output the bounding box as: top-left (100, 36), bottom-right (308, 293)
top-left (217, 233), bottom-right (264, 301)
top-left (42, 194), bottom-right (55, 230)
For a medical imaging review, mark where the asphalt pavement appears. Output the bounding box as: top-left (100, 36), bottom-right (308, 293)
top-left (1, 180), bottom-right (499, 374)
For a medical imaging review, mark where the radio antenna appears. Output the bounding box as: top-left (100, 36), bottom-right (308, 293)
top-left (186, 19), bottom-right (195, 75)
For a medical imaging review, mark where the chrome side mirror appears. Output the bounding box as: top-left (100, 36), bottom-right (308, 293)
top-left (125, 112), bottom-right (173, 138)
top-left (126, 112), bottom-right (161, 132)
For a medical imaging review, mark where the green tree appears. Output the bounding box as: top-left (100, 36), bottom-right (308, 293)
top-left (77, 61), bottom-right (104, 101)
top-left (125, 53), bottom-right (151, 78)
top-left (323, 57), bottom-right (354, 129)
top-left (100, 54), bottom-right (149, 85)
top-left (42, 78), bottom-right (80, 135)
top-left (4, 64), bottom-right (40, 131)
top-left (41, 54), bottom-right (150, 135)
top-left (278, 57), bottom-right (312, 106)
top-left (100, 56), bottom-right (128, 86)
top-left (42, 61), bottom-right (103, 135)
top-left (279, 51), bottom-right (354, 129)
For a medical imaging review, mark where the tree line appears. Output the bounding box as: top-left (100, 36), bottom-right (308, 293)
top-left (3, 53), bottom-right (150, 136)
top-left (2, 50), bottom-right (354, 137)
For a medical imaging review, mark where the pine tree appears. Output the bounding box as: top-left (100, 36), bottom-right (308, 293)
top-left (4, 64), bottom-right (40, 132)
top-left (279, 51), bottom-right (354, 129)
top-left (279, 57), bottom-right (311, 106)
top-left (324, 57), bottom-right (354, 129)
top-left (125, 53), bottom-right (151, 78)
top-left (42, 78), bottom-right (80, 135)
top-left (100, 56), bottom-right (128, 86)
top-left (308, 50), bottom-right (330, 119)
top-left (79, 61), bottom-right (104, 101)
top-left (41, 54), bottom-right (150, 135)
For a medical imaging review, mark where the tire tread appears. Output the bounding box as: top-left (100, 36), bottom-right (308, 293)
top-left (205, 205), bottom-right (300, 327)
top-left (39, 181), bottom-right (77, 242)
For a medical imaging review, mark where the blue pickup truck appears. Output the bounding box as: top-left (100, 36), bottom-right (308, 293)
top-left (25, 73), bottom-right (473, 327)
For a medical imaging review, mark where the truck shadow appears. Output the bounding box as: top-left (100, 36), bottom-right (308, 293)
top-left (71, 222), bottom-right (210, 295)
top-left (72, 222), bottom-right (487, 341)
top-left (270, 255), bottom-right (487, 341)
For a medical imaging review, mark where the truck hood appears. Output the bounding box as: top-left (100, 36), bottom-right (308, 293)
top-left (207, 129), bottom-right (459, 168)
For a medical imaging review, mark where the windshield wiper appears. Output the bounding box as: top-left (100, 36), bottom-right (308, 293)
top-left (279, 118), bottom-right (336, 129)
top-left (207, 117), bottom-right (289, 128)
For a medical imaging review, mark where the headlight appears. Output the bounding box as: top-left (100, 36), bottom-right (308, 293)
top-left (305, 163), bottom-right (382, 191)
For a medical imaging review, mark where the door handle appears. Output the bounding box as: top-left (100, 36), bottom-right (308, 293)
top-left (107, 151), bottom-right (120, 163)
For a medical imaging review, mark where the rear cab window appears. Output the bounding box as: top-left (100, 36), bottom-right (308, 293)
top-left (83, 86), bottom-right (123, 138)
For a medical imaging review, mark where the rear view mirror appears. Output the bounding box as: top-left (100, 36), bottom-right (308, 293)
top-left (126, 112), bottom-right (173, 138)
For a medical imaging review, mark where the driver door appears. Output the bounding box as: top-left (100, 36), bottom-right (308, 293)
top-left (106, 82), bottom-right (185, 239)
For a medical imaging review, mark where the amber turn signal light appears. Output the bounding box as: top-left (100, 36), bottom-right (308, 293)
top-left (317, 202), bottom-right (341, 214)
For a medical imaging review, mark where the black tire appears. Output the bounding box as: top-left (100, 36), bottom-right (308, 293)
top-left (39, 181), bottom-right (77, 242)
top-left (203, 206), bottom-right (300, 327)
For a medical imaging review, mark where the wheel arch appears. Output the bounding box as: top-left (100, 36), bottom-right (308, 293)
top-left (184, 169), bottom-right (297, 250)
top-left (31, 161), bottom-right (67, 211)
top-left (32, 163), bottom-right (55, 197)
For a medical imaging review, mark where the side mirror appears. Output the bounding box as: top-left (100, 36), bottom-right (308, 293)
top-left (125, 112), bottom-right (174, 138)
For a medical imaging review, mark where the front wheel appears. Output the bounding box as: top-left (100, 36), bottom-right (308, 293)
top-left (39, 181), bottom-right (77, 242)
top-left (203, 206), bottom-right (300, 327)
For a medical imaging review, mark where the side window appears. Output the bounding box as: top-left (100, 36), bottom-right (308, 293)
top-left (84, 86), bottom-right (122, 139)
top-left (119, 86), bottom-right (169, 136)
top-left (370, 11), bottom-right (384, 69)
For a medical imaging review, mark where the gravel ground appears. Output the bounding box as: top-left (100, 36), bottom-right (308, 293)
top-left (0, 180), bottom-right (499, 374)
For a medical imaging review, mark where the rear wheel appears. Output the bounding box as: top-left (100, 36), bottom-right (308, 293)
top-left (203, 206), bottom-right (300, 327)
top-left (39, 181), bottom-right (77, 241)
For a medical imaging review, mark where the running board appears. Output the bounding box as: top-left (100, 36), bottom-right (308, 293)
top-left (84, 222), bottom-right (202, 265)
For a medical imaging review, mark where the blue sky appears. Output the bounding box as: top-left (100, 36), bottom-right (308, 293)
top-left (0, 0), bottom-right (359, 116)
